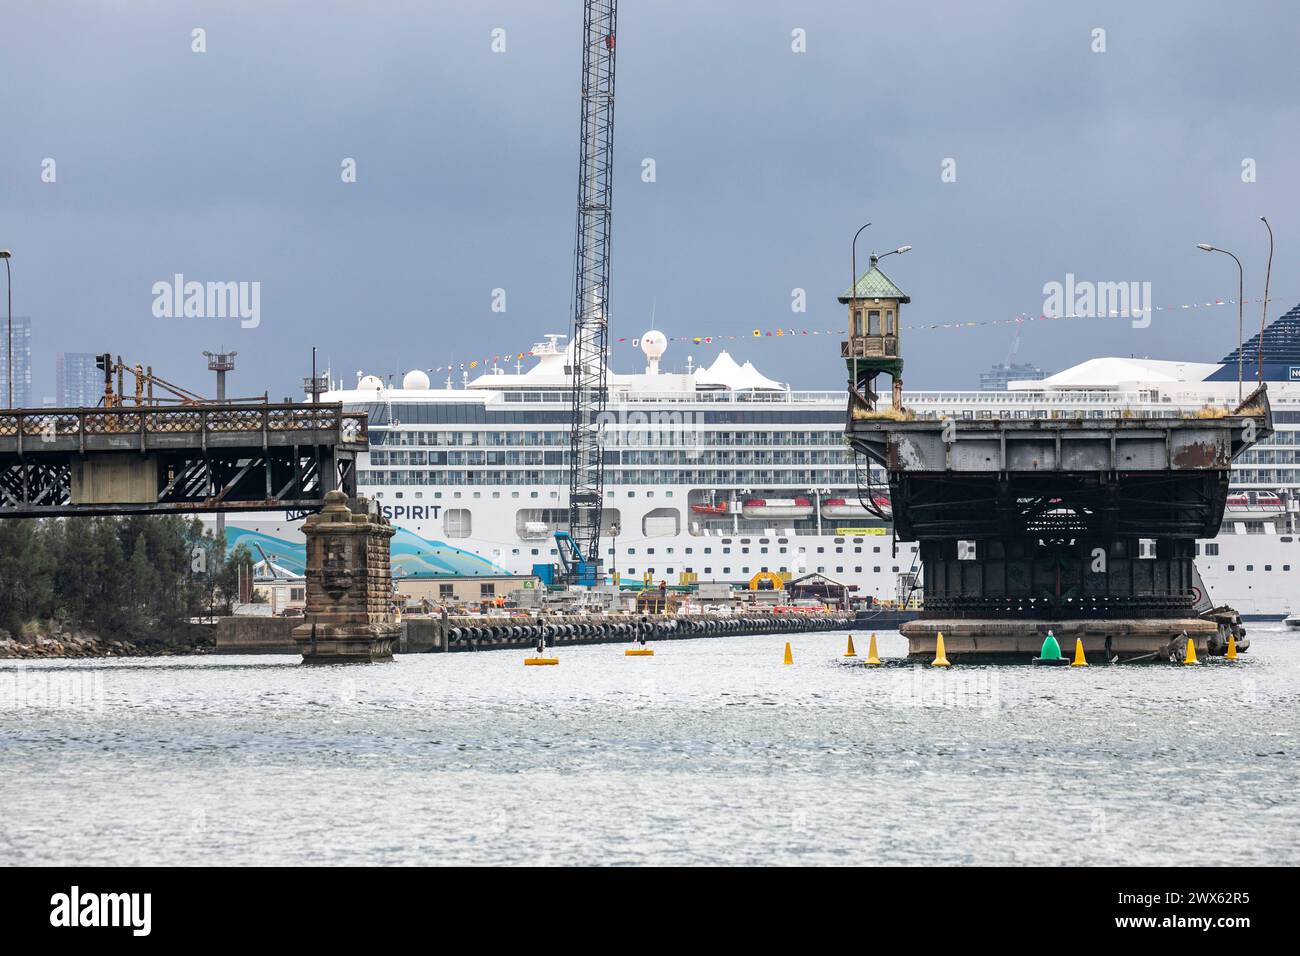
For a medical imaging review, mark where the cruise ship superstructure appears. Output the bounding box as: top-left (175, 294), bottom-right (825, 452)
top-left (223, 311), bottom-right (1300, 620)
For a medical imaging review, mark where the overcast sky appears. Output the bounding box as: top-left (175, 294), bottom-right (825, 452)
top-left (2, 0), bottom-right (1297, 401)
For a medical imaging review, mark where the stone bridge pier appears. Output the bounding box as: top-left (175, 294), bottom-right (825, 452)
top-left (293, 490), bottom-right (399, 663)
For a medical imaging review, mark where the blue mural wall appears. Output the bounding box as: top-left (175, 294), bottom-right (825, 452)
top-left (223, 525), bottom-right (509, 578)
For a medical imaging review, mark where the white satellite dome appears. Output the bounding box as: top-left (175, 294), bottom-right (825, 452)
top-left (640, 329), bottom-right (667, 359)
top-left (402, 368), bottom-right (431, 390)
top-left (357, 374), bottom-right (384, 391)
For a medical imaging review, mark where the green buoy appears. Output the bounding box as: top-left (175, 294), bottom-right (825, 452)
top-left (1032, 630), bottom-right (1068, 665)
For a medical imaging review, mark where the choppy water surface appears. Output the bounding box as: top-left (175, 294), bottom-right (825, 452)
top-left (1, 628), bottom-right (1297, 866)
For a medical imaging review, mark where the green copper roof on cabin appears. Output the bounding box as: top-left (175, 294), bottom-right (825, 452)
top-left (838, 263), bottom-right (910, 303)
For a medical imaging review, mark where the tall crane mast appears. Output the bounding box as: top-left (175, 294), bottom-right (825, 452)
top-left (565, 0), bottom-right (618, 585)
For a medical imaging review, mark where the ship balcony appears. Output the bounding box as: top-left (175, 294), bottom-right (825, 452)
top-left (842, 336), bottom-right (898, 359)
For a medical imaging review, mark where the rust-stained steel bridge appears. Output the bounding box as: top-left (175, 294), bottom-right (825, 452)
top-left (846, 385), bottom-right (1274, 630)
top-left (0, 402), bottom-right (367, 518)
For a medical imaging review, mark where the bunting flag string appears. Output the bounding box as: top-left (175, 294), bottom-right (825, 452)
top-left (423, 294), bottom-right (1283, 374)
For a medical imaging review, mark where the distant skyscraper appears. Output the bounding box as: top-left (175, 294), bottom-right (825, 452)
top-left (57, 352), bottom-right (100, 407)
top-left (0, 315), bottom-right (33, 408)
top-left (980, 361), bottom-right (1044, 392)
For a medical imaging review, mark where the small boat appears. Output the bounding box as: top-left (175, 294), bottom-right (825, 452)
top-left (691, 499), bottom-right (729, 515)
top-left (820, 495), bottom-right (891, 519)
top-left (741, 496), bottom-right (813, 519)
top-left (1285, 613), bottom-right (1300, 629)
top-left (1226, 491), bottom-right (1285, 514)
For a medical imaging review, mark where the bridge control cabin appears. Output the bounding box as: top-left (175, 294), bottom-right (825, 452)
top-left (841, 253), bottom-right (909, 414)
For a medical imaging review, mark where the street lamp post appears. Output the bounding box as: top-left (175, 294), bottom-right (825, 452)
top-left (850, 223), bottom-right (872, 306)
top-left (874, 245), bottom-right (913, 265)
top-left (1197, 243), bottom-right (1245, 403)
top-left (1259, 217), bottom-right (1274, 386)
top-left (1, 250), bottom-right (12, 409)
top-left (849, 224), bottom-right (871, 404)
top-left (609, 523), bottom-right (620, 586)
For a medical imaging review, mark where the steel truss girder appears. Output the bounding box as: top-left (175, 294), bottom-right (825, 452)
top-left (0, 445), bottom-right (354, 518)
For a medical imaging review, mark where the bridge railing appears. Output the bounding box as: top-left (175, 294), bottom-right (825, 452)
top-left (0, 403), bottom-right (369, 445)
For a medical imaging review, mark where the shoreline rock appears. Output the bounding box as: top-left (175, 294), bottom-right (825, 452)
top-left (0, 625), bottom-right (215, 660)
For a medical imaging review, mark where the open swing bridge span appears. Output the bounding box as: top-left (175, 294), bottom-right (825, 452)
top-left (846, 386), bottom-right (1274, 621)
top-left (0, 403), bottom-right (367, 518)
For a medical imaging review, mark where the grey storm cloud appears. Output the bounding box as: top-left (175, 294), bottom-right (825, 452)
top-left (1, 0), bottom-right (1296, 401)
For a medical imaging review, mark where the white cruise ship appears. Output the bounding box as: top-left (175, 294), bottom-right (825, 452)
top-left (222, 315), bottom-right (1300, 621)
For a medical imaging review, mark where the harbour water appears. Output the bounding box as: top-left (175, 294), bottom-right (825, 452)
top-left (2, 627), bottom-right (1297, 866)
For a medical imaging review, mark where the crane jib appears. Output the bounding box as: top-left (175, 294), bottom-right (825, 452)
top-left (566, 0), bottom-right (618, 585)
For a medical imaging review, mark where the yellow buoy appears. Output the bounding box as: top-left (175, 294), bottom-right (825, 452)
top-left (1183, 636), bottom-right (1200, 665)
top-left (625, 648), bottom-right (655, 657)
top-left (931, 631), bottom-right (951, 668)
top-left (866, 632), bottom-right (882, 666)
top-left (844, 634), bottom-right (857, 658)
top-left (1226, 634), bottom-right (1238, 661)
top-left (1071, 638), bottom-right (1088, 667)
top-left (524, 657), bottom-right (559, 666)
top-left (783, 642), bottom-right (794, 665)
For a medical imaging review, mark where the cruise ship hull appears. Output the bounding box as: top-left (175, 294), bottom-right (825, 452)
top-left (217, 509), bottom-right (1299, 620)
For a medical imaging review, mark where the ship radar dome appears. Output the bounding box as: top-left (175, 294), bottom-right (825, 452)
top-left (358, 374), bottom-right (384, 391)
top-left (641, 330), bottom-right (667, 359)
top-left (402, 369), bottom-right (431, 390)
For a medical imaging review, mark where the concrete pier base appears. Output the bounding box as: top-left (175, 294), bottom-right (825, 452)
top-left (901, 618), bottom-right (1218, 661)
top-left (298, 624), bottom-right (396, 663)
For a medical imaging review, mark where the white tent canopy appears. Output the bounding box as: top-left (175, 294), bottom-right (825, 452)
top-left (1009, 356), bottom-right (1220, 391)
top-left (694, 351), bottom-right (785, 391)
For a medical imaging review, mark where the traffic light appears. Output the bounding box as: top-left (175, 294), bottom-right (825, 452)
top-left (96, 353), bottom-right (114, 407)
